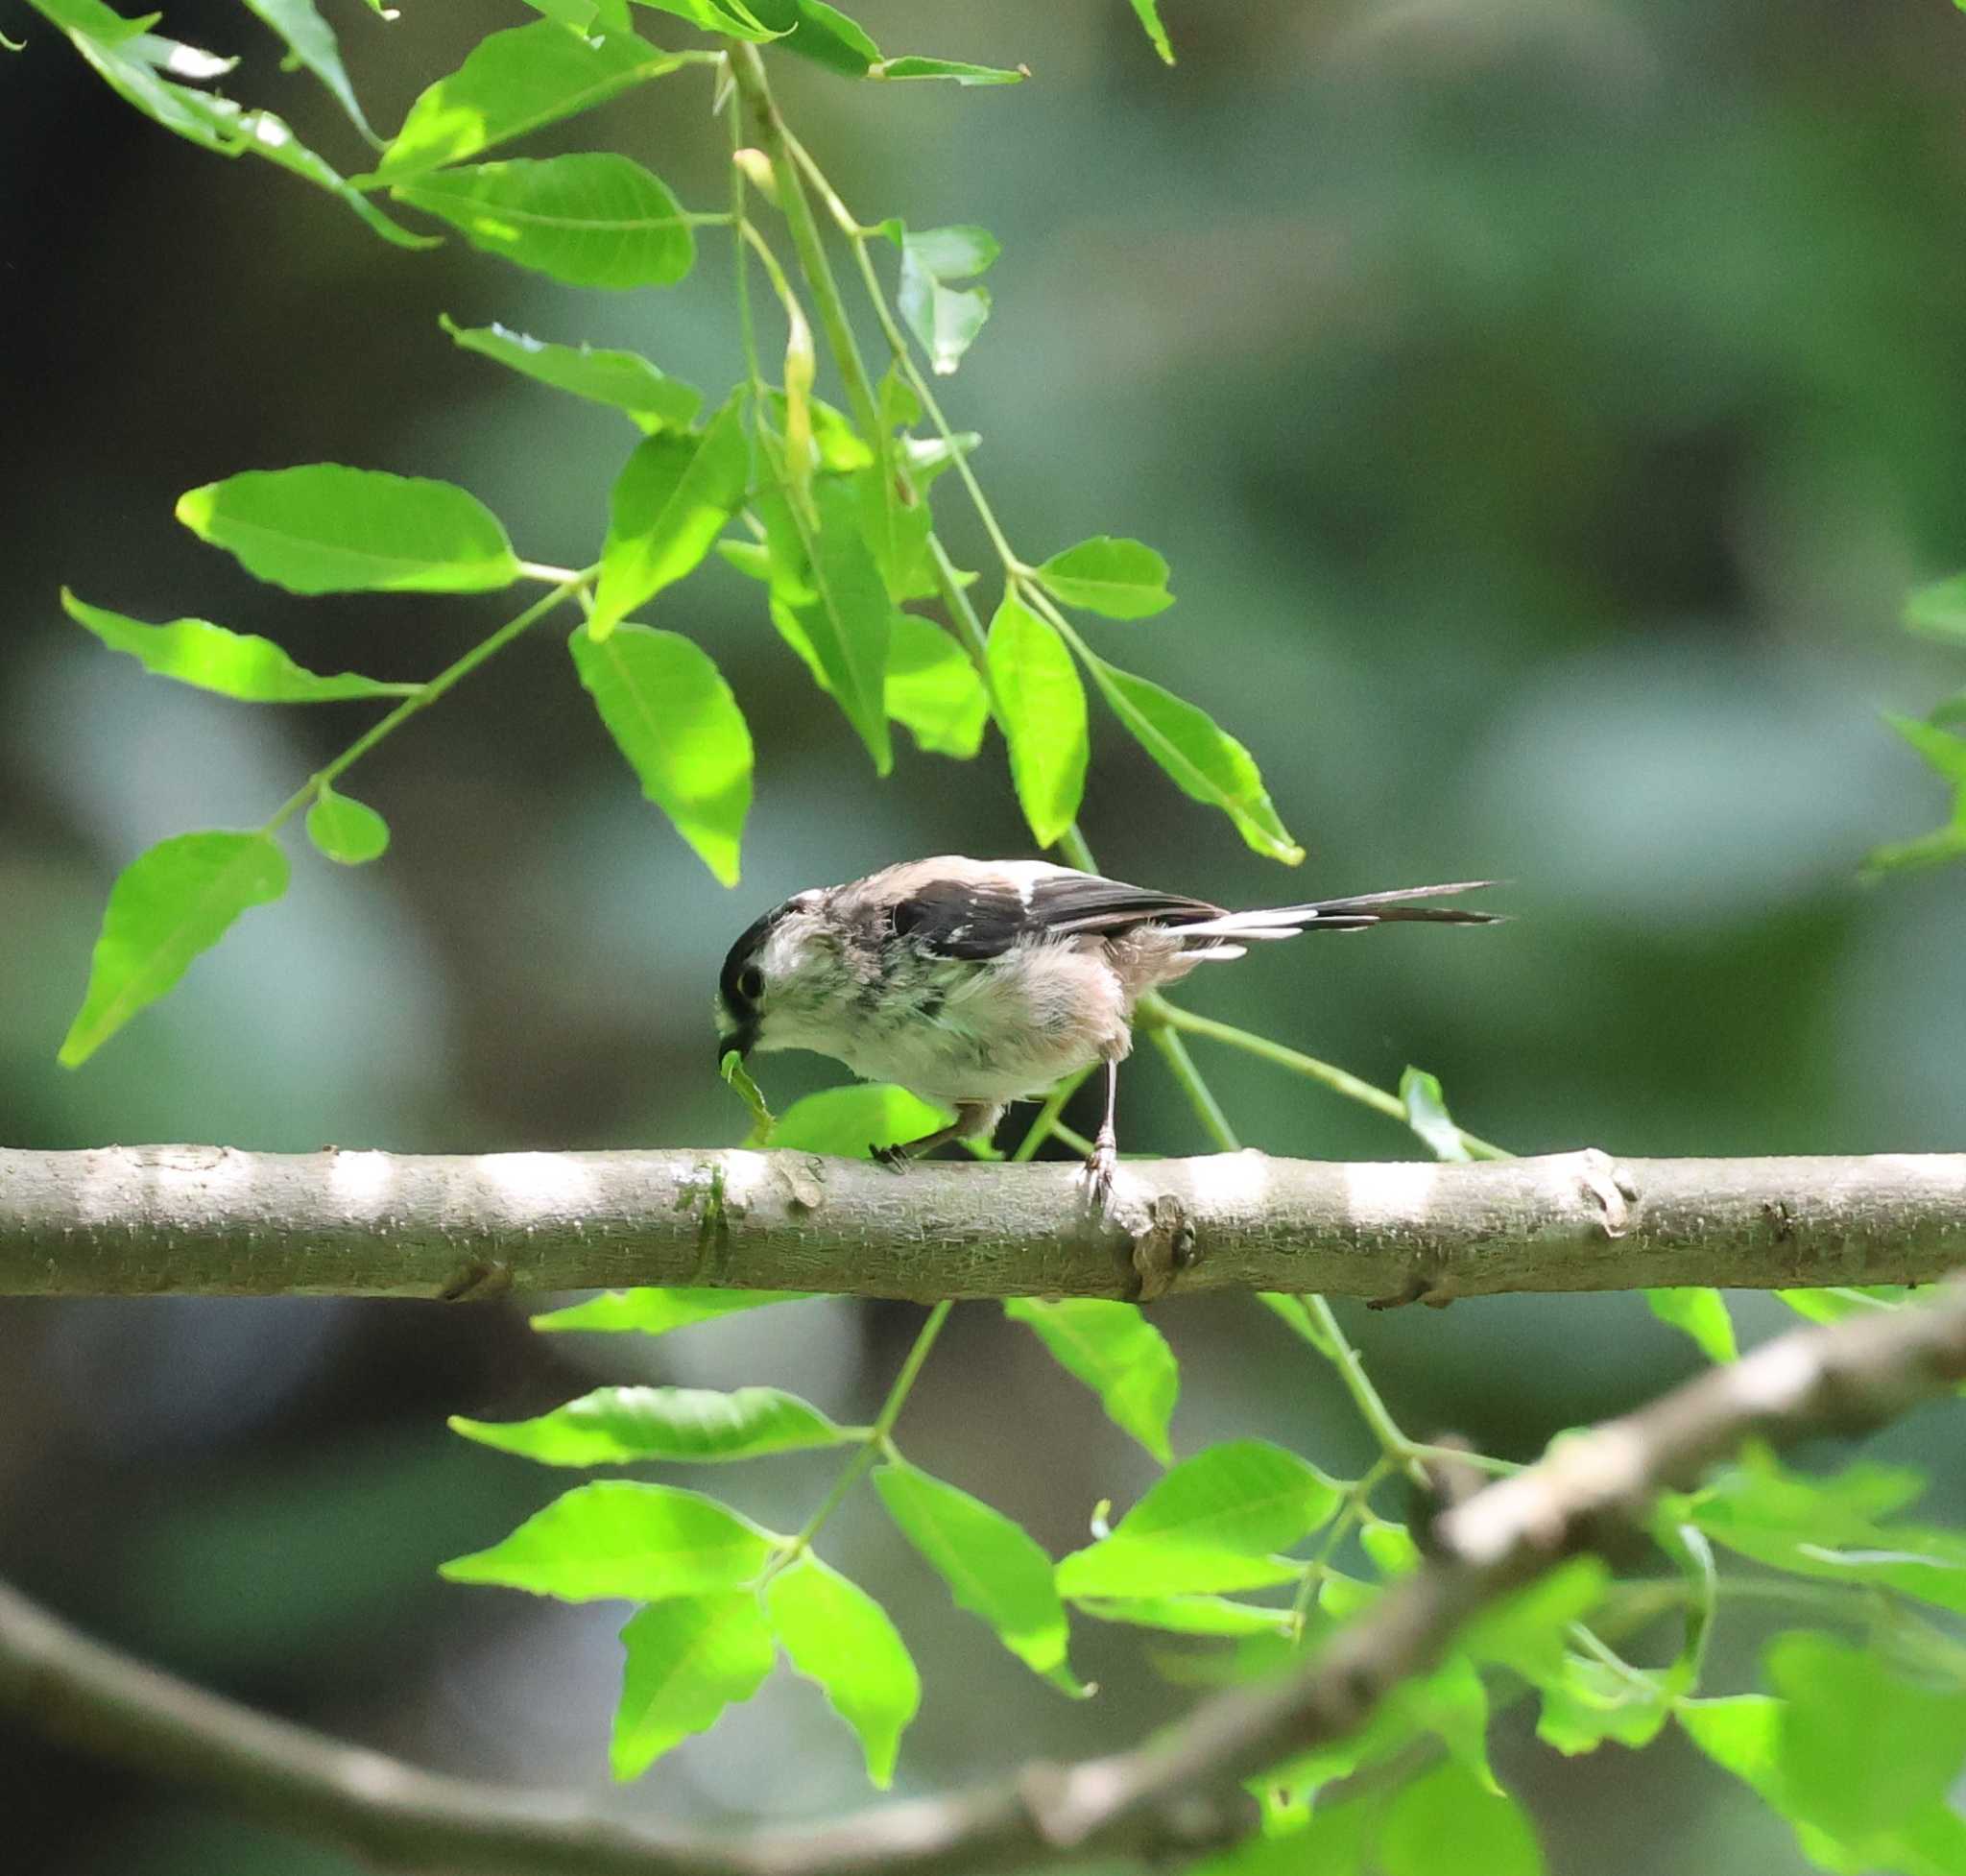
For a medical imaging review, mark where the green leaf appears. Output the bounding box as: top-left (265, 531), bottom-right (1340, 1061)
top-left (889, 223), bottom-right (997, 375)
top-left (1678, 1695), bottom-right (1782, 1790)
top-left (441, 318), bottom-right (704, 433)
top-left (451, 1385), bottom-right (847, 1465)
top-left (874, 1460), bottom-right (1084, 1693)
top-left (228, 109), bottom-right (442, 252)
top-left (241, 0), bottom-right (372, 137)
top-left (305, 784), bottom-right (390, 866)
top-left (440, 1480), bottom-right (776, 1599)
top-left (628, 0), bottom-right (780, 37)
top-left (27, 0), bottom-right (235, 149)
top-left (1885, 710), bottom-right (1966, 784)
top-left (569, 622), bottom-right (752, 885)
top-left (590, 397), bottom-right (750, 638)
top-left (766, 1554), bottom-right (919, 1787)
top-left (1683, 1450), bottom-right (1966, 1614)
top-left (743, 0), bottom-right (879, 75)
top-left (988, 595), bottom-right (1089, 848)
top-left (1072, 1595), bottom-right (1297, 1637)
top-left (874, 56), bottom-right (1024, 84)
top-left (1003, 1298), bottom-right (1176, 1464)
top-left (611, 1592), bottom-right (774, 1778)
top-left (60, 590), bottom-right (416, 704)
top-left (1769, 1630), bottom-right (1966, 1844)
top-left (1906, 573), bottom-right (1966, 646)
top-left (1645, 1287), bottom-right (1738, 1363)
top-left (886, 614), bottom-right (988, 758)
top-left (1084, 654), bottom-right (1304, 864)
top-left (1127, 0), bottom-right (1175, 64)
top-left (1037, 536), bottom-right (1174, 620)
top-left (373, 21), bottom-right (683, 180)
top-left (770, 1084), bottom-right (950, 1158)
top-left (532, 1287), bottom-right (814, 1334)
top-left (1535, 1653), bottom-right (1672, 1755)
top-left (854, 464), bottom-right (932, 602)
top-left (765, 481), bottom-right (895, 770)
top-left (176, 467), bottom-right (519, 594)
top-left (1055, 1440), bottom-right (1339, 1597)
top-left (60, 831), bottom-right (288, 1068)
top-left (1773, 1286), bottom-right (1907, 1325)
top-left (392, 155), bottom-right (696, 290)
top-left (1379, 1762), bottom-right (1543, 1876)
top-left (721, 1050), bottom-right (778, 1142)
top-left (1399, 1066), bottom-right (1472, 1162)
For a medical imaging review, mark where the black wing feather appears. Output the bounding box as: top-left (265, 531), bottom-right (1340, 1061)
top-left (891, 872), bottom-right (1222, 961)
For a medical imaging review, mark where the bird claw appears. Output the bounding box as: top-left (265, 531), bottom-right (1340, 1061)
top-left (872, 1142), bottom-right (909, 1173)
top-left (1080, 1134), bottom-right (1117, 1213)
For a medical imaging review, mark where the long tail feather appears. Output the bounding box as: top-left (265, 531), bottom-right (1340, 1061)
top-left (1174, 880), bottom-right (1502, 943)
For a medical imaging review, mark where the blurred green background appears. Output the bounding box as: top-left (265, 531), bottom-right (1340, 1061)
top-left (5, 1), bottom-right (1966, 1870)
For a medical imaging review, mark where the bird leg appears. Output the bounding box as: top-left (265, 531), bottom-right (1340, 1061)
top-left (872, 1101), bottom-right (1001, 1169)
top-left (1081, 1059), bottom-right (1120, 1210)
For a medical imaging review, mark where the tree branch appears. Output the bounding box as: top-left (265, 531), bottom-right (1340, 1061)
top-left (6, 1287), bottom-right (1965, 1874)
top-left (2, 1143), bottom-right (1962, 1300)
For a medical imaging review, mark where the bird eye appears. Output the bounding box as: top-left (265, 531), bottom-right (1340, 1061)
top-left (736, 964), bottom-right (765, 1003)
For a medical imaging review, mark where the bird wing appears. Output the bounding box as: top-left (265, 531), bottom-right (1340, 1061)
top-left (885, 869), bottom-right (1223, 961)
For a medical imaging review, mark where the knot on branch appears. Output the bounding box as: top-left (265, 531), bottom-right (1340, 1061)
top-left (1129, 1193), bottom-right (1196, 1303)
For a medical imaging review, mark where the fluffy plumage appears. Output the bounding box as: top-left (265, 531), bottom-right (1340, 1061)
top-left (714, 858), bottom-right (1499, 1176)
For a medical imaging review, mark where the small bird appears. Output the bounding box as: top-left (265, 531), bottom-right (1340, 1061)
top-left (714, 858), bottom-right (1499, 1190)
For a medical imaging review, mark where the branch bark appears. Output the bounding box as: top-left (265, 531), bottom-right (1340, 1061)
top-left (6, 1287), bottom-right (1965, 1875)
top-left (2, 1143), bottom-right (1963, 1300)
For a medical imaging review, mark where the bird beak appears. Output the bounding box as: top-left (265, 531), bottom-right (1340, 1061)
top-left (716, 1024), bottom-right (757, 1069)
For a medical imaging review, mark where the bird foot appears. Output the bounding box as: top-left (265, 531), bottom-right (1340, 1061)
top-left (872, 1142), bottom-right (909, 1173)
top-left (1080, 1131), bottom-right (1117, 1214)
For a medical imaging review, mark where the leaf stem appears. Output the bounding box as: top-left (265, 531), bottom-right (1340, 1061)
top-left (261, 571), bottom-right (592, 834)
top-left (1156, 1001), bottom-right (1511, 1161)
top-left (778, 1299), bottom-right (952, 1568)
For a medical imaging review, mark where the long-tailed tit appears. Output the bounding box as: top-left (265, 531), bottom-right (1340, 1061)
top-left (715, 857), bottom-right (1498, 1189)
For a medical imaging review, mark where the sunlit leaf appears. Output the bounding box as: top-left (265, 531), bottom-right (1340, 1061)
top-left (770, 1084), bottom-right (950, 1158)
top-left (374, 21), bottom-right (683, 180)
top-left (1905, 573), bottom-right (1966, 646)
top-left (988, 595), bottom-right (1088, 848)
top-left (241, 0), bottom-right (373, 137)
top-left (451, 1385), bottom-right (847, 1465)
top-left (875, 1460), bottom-right (1085, 1693)
top-left (1056, 1441), bottom-right (1338, 1597)
top-left (590, 396), bottom-right (750, 638)
top-left (1084, 653), bottom-right (1304, 863)
top-left (628, 0), bottom-right (779, 37)
top-left (569, 622), bottom-right (751, 884)
top-left (611, 1592), bottom-right (774, 1778)
top-left (176, 467), bottom-right (519, 594)
top-left (1037, 536), bottom-right (1173, 620)
top-left (764, 483), bottom-right (894, 770)
top-left (886, 613), bottom-right (988, 758)
top-left (60, 831), bottom-right (288, 1068)
top-left (1768, 1630), bottom-right (1966, 1843)
top-left (1536, 1653), bottom-right (1672, 1755)
top-left (441, 316), bottom-right (703, 432)
top-left (1072, 1595), bottom-right (1296, 1637)
top-left (744, 0), bottom-right (878, 75)
top-left (440, 1480), bottom-right (776, 1599)
top-left (532, 1288), bottom-right (815, 1334)
top-left (1379, 1762), bottom-right (1543, 1876)
top-left (1683, 1449), bottom-right (1966, 1614)
top-left (1646, 1287), bottom-right (1738, 1363)
top-left (874, 56), bottom-right (1024, 84)
top-left (61, 591), bottom-right (416, 704)
top-left (393, 154), bottom-right (696, 290)
top-left (305, 783), bottom-right (390, 866)
top-left (888, 223), bottom-right (997, 374)
top-left (1127, 0), bottom-right (1174, 64)
top-left (1003, 1298), bottom-right (1175, 1463)
top-left (766, 1554), bottom-right (919, 1787)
